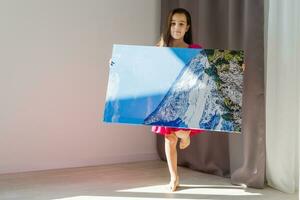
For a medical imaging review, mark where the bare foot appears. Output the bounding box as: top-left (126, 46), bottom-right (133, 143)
top-left (179, 136), bottom-right (190, 149)
top-left (175, 130), bottom-right (191, 149)
top-left (169, 176), bottom-right (179, 192)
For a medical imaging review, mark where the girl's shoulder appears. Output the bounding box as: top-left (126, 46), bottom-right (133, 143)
top-left (188, 43), bottom-right (203, 49)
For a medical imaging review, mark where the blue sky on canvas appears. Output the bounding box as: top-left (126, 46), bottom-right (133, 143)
top-left (107, 44), bottom-right (200, 100)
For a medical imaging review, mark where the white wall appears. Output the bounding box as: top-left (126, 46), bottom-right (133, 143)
top-left (0, 0), bottom-right (161, 174)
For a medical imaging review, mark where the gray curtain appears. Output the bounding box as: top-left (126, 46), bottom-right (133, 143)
top-left (157, 0), bottom-right (265, 188)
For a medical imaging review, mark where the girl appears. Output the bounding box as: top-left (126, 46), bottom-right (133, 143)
top-left (153, 8), bottom-right (205, 192)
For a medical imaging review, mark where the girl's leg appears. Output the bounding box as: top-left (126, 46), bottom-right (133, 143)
top-left (165, 132), bottom-right (179, 191)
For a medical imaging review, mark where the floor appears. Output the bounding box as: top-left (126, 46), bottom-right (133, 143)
top-left (0, 160), bottom-right (298, 200)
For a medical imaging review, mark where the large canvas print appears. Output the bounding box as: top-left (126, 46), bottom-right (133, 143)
top-left (103, 44), bottom-right (244, 133)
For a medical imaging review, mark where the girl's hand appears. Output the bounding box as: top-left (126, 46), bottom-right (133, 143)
top-left (156, 42), bottom-right (163, 47)
top-left (242, 63), bottom-right (246, 71)
top-left (109, 58), bottom-right (115, 66)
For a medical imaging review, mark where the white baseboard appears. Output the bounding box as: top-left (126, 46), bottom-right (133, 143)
top-left (0, 152), bottom-right (160, 175)
top-left (96, 152), bottom-right (160, 165)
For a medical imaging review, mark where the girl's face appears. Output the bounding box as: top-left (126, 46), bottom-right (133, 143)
top-left (170, 13), bottom-right (190, 40)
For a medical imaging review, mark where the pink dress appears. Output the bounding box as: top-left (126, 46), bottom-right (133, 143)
top-left (152, 43), bottom-right (205, 136)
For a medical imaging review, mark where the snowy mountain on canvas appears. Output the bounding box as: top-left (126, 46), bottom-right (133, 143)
top-left (143, 49), bottom-right (243, 133)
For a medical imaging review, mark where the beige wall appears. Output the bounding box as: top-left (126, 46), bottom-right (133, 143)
top-left (0, 0), bottom-right (161, 174)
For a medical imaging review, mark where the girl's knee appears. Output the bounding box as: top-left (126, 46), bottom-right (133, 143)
top-left (165, 134), bottom-right (178, 145)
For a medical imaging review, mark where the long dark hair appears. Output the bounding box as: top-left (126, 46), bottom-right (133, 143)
top-left (158, 8), bottom-right (193, 47)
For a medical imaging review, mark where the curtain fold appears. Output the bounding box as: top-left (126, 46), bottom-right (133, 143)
top-left (157, 0), bottom-right (266, 188)
top-left (265, 0), bottom-right (299, 193)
